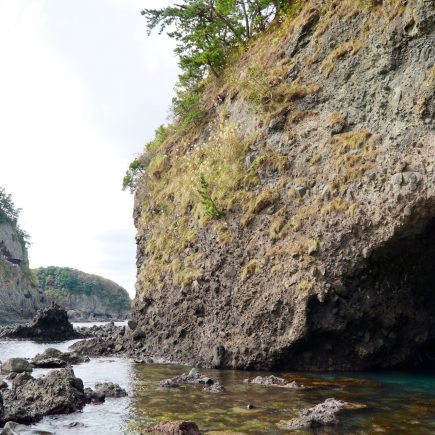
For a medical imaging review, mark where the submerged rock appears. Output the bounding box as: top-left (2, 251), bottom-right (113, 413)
top-left (94, 382), bottom-right (127, 398)
top-left (286, 398), bottom-right (365, 430)
top-left (158, 368), bottom-right (219, 392)
top-left (0, 368), bottom-right (89, 425)
top-left (146, 420), bottom-right (200, 434)
top-left (0, 304), bottom-right (82, 341)
top-left (244, 375), bottom-right (304, 389)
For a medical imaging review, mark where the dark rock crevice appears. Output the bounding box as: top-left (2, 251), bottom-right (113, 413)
top-left (274, 215), bottom-right (435, 371)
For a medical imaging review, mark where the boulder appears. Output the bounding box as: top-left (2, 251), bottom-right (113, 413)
top-left (94, 382), bottom-right (127, 398)
top-left (0, 381), bottom-right (7, 390)
top-left (0, 304), bottom-right (82, 341)
top-left (0, 359), bottom-right (32, 375)
top-left (84, 387), bottom-right (105, 403)
top-left (146, 420), bottom-right (200, 434)
top-left (31, 348), bottom-right (89, 368)
top-left (0, 368), bottom-right (89, 425)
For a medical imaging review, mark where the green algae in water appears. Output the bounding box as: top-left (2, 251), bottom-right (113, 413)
top-left (126, 364), bottom-right (435, 434)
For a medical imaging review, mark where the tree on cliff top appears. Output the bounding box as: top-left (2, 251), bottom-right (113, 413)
top-left (141, 0), bottom-right (291, 88)
top-left (0, 187), bottom-right (30, 247)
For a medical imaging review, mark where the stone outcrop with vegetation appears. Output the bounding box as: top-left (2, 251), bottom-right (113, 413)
top-left (0, 188), bottom-right (44, 324)
top-left (129, 0), bottom-right (435, 370)
top-left (33, 266), bottom-right (131, 321)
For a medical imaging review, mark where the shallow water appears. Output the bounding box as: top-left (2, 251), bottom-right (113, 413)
top-left (0, 333), bottom-right (434, 434)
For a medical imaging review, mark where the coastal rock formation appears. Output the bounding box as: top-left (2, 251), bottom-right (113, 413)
top-left (33, 266), bottom-right (131, 321)
top-left (0, 223), bottom-right (44, 324)
top-left (0, 368), bottom-right (88, 425)
top-left (31, 348), bottom-right (89, 368)
top-left (0, 304), bottom-right (82, 341)
top-left (130, 0), bottom-right (435, 370)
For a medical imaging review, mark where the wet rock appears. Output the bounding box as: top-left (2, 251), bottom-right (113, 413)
top-left (146, 420), bottom-right (200, 434)
top-left (244, 375), bottom-right (304, 389)
top-left (0, 368), bottom-right (88, 425)
top-left (31, 348), bottom-right (89, 368)
top-left (94, 382), bottom-right (127, 398)
top-left (0, 381), bottom-right (8, 390)
top-left (84, 387), bottom-right (105, 403)
top-left (286, 398), bottom-right (364, 430)
top-left (0, 304), bottom-right (82, 341)
top-left (1, 359), bottom-right (32, 375)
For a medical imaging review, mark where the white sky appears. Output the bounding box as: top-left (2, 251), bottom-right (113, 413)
top-left (0, 0), bottom-right (178, 297)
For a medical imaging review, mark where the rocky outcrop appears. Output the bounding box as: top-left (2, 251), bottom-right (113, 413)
top-left (33, 266), bottom-right (131, 322)
top-left (0, 368), bottom-right (88, 425)
top-left (0, 223), bottom-right (44, 324)
top-left (0, 305), bottom-right (82, 341)
top-left (130, 0), bottom-right (435, 370)
top-left (31, 348), bottom-right (89, 368)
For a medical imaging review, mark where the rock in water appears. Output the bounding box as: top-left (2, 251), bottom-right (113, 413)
top-left (244, 375), bottom-right (304, 389)
top-left (286, 398), bottom-right (365, 430)
top-left (94, 382), bottom-right (127, 397)
top-left (31, 348), bottom-right (89, 368)
top-left (0, 304), bottom-right (82, 341)
top-left (0, 368), bottom-right (89, 425)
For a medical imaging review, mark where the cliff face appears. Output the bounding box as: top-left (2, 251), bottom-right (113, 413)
top-left (0, 223), bottom-right (44, 324)
top-left (34, 267), bottom-right (131, 321)
top-left (132, 0), bottom-right (435, 370)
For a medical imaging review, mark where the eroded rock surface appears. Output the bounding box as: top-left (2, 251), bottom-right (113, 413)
top-left (0, 368), bottom-right (88, 425)
top-left (31, 348), bottom-right (89, 368)
top-left (0, 304), bottom-right (82, 341)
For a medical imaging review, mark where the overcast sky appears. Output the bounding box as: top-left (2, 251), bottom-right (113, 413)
top-left (0, 0), bottom-right (178, 297)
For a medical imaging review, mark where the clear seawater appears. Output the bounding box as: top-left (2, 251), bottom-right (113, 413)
top-left (0, 327), bottom-right (434, 434)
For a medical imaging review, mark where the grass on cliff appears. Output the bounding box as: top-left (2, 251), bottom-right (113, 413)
top-left (131, 0), bottom-right (397, 296)
top-left (137, 121), bottom-right (254, 292)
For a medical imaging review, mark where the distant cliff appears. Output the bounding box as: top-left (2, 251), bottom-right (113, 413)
top-left (0, 189), bottom-right (44, 323)
top-left (33, 266), bottom-right (131, 321)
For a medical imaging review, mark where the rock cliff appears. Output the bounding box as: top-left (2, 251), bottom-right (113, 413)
top-left (34, 266), bottom-right (131, 321)
top-left (0, 223), bottom-right (44, 324)
top-left (132, 0), bottom-right (435, 370)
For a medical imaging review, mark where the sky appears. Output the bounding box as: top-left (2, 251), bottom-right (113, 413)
top-left (0, 0), bottom-right (179, 297)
